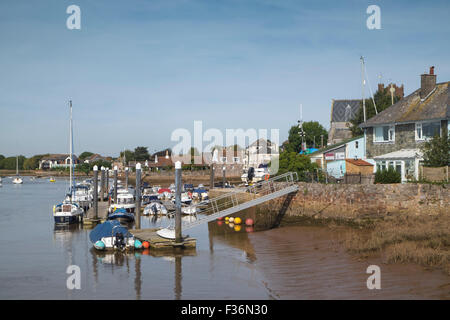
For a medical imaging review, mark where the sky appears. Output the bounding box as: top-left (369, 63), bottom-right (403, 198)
top-left (0, 0), bottom-right (449, 157)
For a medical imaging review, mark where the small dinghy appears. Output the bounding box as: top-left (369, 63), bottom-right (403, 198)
top-left (156, 227), bottom-right (189, 240)
top-left (181, 205), bottom-right (198, 215)
top-left (143, 201), bottom-right (168, 215)
top-left (90, 220), bottom-right (142, 251)
top-left (107, 207), bottom-right (135, 223)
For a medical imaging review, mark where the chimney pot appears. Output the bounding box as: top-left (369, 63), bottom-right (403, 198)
top-left (430, 66), bottom-right (435, 75)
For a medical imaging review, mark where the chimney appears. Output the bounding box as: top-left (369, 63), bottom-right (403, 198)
top-left (377, 83), bottom-right (384, 92)
top-left (420, 66), bottom-right (436, 99)
top-left (165, 150), bottom-right (169, 159)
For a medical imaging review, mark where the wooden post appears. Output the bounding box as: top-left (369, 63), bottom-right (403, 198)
top-left (100, 166), bottom-right (105, 202)
top-left (93, 165), bottom-right (98, 219)
top-left (106, 168), bottom-right (110, 206)
top-left (175, 161), bottom-right (182, 243)
top-left (222, 166), bottom-right (226, 187)
top-left (210, 164), bottom-right (214, 189)
top-left (114, 166), bottom-right (118, 204)
top-left (135, 163), bottom-right (141, 229)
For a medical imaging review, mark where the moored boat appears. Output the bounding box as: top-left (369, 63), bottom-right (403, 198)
top-left (89, 220), bottom-right (142, 251)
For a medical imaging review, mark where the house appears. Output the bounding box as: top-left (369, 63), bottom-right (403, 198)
top-left (39, 154), bottom-right (80, 170)
top-left (328, 99), bottom-right (361, 145)
top-left (360, 66), bottom-right (449, 182)
top-left (243, 138), bottom-right (279, 169)
top-left (308, 136), bottom-right (372, 179)
top-left (83, 153), bottom-right (108, 164)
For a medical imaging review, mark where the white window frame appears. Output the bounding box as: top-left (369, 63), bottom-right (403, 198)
top-left (415, 121), bottom-right (441, 141)
top-left (373, 125), bottom-right (395, 143)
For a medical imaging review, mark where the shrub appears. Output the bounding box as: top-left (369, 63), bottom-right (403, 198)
top-left (374, 167), bottom-right (401, 184)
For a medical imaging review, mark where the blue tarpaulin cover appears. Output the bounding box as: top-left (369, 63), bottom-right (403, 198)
top-left (89, 220), bottom-right (132, 243)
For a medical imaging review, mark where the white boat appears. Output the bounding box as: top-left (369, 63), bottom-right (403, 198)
top-left (72, 184), bottom-right (93, 211)
top-left (241, 166), bottom-right (268, 184)
top-left (143, 201), bottom-right (168, 215)
top-left (53, 200), bottom-right (84, 224)
top-left (53, 100), bottom-right (84, 224)
top-left (109, 192), bottom-right (135, 214)
top-left (12, 156), bottom-right (23, 184)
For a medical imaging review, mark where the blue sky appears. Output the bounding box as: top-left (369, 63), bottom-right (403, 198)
top-left (0, 0), bottom-right (449, 157)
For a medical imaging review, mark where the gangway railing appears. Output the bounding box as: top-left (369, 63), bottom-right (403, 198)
top-left (182, 171), bottom-right (298, 230)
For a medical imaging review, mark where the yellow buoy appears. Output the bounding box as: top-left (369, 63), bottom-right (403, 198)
top-left (234, 225), bottom-right (241, 232)
top-left (234, 217), bottom-right (242, 224)
top-left (225, 217), bottom-right (229, 221)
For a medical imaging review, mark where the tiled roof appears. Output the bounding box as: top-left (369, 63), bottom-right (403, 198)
top-left (345, 159), bottom-right (373, 166)
top-left (331, 100), bottom-right (361, 122)
top-left (360, 82), bottom-right (449, 128)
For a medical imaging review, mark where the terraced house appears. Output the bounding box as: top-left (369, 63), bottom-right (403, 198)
top-left (360, 67), bottom-right (449, 182)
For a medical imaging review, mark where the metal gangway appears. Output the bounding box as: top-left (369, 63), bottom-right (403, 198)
top-left (182, 172), bottom-right (299, 230)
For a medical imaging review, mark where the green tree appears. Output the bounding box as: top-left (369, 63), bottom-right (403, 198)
top-left (375, 167), bottom-right (401, 184)
top-left (350, 88), bottom-right (401, 136)
top-left (134, 146), bottom-right (150, 161)
top-left (78, 151), bottom-right (94, 161)
top-left (421, 134), bottom-right (450, 167)
top-left (285, 121), bottom-right (328, 152)
top-left (0, 156), bottom-right (26, 170)
top-left (120, 150), bottom-right (135, 163)
top-left (273, 151), bottom-right (319, 181)
top-left (23, 154), bottom-right (49, 170)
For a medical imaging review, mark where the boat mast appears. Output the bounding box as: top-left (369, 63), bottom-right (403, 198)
top-left (69, 100), bottom-right (73, 199)
top-left (16, 156), bottom-right (18, 176)
top-left (361, 56), bottom-right (366, 123)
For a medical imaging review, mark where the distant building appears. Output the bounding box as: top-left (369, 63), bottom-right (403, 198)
top-left (328, 99), bottom-right (361, 146)
top-left (244, 138), bottom-right (279, 169)
top-left (39, 154), bottom-right (80, 170)
top-left (360, 66), bottom-right (449, 182)
top-left (83, 153), bottom-right (108, 164)
top-left (309, 136), bottom-right (373, 179)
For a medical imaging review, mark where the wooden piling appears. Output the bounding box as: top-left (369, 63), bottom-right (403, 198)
top-left (100, 166), bottom-right (105, 201)
top-left (135, 163), bottom-right (141, 229)
top-left (175, 161), bottom-right (182, 243)
top-left (93, 165), bottom-right (98, 219)
top-left (114, 166), bottom-right (118, 203)
top-left (210, 164), bottom-right (214, 189)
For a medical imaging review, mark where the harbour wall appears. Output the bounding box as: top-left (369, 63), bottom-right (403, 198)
top-left (210, 182), bottom-right (450, 229)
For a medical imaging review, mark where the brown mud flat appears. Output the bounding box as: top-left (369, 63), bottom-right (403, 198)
top-left (248, 225), bottom-right (450, 299)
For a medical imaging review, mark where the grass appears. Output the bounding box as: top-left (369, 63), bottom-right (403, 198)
top-left (345, 214), bottom-right (450, 274)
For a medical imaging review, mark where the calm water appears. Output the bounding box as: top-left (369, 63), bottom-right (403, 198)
top-left (0, 177), bottom-right (449, 299)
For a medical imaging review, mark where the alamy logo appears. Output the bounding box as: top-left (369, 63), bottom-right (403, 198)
top-left (66, 5), bottom-right (81, 30)
top-left (366, 5), bottom-right (381, 30)
top-left (66, 265), bottom-right (81, 290)
top-left (366, 265), bottom-right (381, 290)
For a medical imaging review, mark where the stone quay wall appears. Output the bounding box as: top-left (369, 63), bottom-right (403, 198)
top-left (210, 182), bottom-right (450, 228)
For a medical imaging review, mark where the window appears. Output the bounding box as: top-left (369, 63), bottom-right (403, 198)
top-left (374, 125), bottom-right (395, 142)
top-left (233, 157), bottom-right (240, 163)
top-left (416, 122), bottom-right (441, 140)
top-left (355, 141), bottom-right (359, 149)
top-left (220, 157), bottom-right (227, 163)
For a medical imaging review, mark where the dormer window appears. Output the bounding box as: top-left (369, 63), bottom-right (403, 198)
top-left (374, 125), bottom-right (395, 142)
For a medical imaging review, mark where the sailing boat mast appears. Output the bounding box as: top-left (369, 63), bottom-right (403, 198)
top-left (361, 56), bottom-right (366, 123)
top-left (69, 100), bottom-right (74, 199)
top-left (16, 156), bottom-right (19, 176)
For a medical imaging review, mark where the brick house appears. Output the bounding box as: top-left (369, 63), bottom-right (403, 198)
top-left (360, 67), bottom-right (449, 182)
